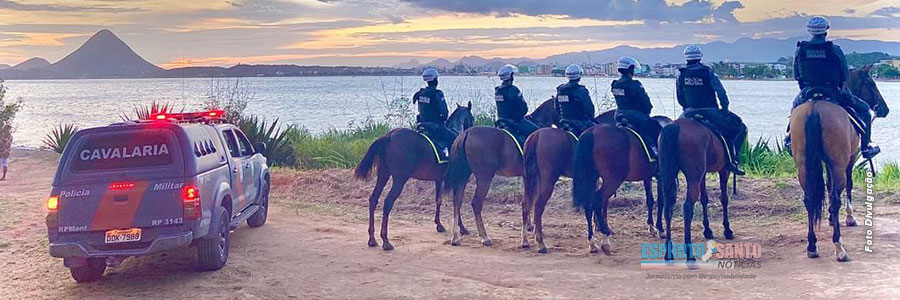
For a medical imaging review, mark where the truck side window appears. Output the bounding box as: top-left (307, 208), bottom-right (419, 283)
top-left (222, 130), bottom-right (241, 158)
top-left (234, 130), bottom-right (255, 157)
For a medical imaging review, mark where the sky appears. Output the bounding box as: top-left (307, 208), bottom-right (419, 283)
top-left (0, 0), bottom-right (898, 68)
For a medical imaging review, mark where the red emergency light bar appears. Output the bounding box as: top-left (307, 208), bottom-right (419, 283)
top-left (148, 110), bottom-right (226, 123)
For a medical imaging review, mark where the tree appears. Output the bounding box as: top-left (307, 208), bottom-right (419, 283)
top-left (875, 64), bottom-right (900, 79)
top-left (846, 52), bottom-right (892, 68)
top-left (0, 80), bottom-right (24, 127)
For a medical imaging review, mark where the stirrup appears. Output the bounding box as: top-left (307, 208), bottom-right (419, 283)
top-left (729, 161), bottom-right (746, 176)
top-left (861, 144), bottom-right (880, 159)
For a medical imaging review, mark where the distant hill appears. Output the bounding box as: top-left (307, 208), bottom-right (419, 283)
top-left (0, 64), bottom-right (10, 70)
top-left (12, 57), bottom-right (50, 71)
top-left (543, 37), bottom-right (900, 65)
top-left (154, 64), bottom-right (417, 78)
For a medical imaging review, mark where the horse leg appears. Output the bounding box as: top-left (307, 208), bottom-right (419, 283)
top-left (367, 173), bottom-right (390, 247)
top-left (534, 175), bottom-right (557, 254)
top-left (521, 178), bottom-right (534, 249)
top-left (830, 176), bottom-right (849, 262)
top-left (380, 176), bottom-right (408, 251)
top-left (844, 164), bottom-right (858, 227)
top-left (684, 180), bottom-right (701, 267)
top-left (433, 180), bottom-right (446, 233)
top-left (471, 174), bottom-right (495, 246)
top-left (655, 176), bottom-right (665, 239)
top-left (719, 171), bottom-right (734, 239)
top-left (644, 178), bottom-right (657, 237)
top-left (804, 194), bottom-right (819, 258)
top-left (700, 178), bottom-right (714, 240)
top-left (450, 183), bottom-right (465, 246)
top-left (584, 201), bottom-right (599, 254)
top-left (663, 195), bottom-right (674, 261)
top-left (596, 178), bottom-right (621, 255)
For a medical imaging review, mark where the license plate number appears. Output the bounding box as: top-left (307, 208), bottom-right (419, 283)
top-left (105, 228), bottom-right (142, 244)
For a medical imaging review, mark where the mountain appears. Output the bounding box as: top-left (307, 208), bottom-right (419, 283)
top-left (12, 57), bottom-right (50, 71)
top-left (422, 58), bottom-right (454, 68)
top-left (0, 64), bottom-right (10, 70)
top-left (543, 37), bottom-right (900, 65)
top-left (50, 29), bottom-right (161, 78)
top-left (396, 59), bottom-right (422, 69)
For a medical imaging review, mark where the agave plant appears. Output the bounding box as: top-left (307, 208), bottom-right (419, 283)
top-left (119, 101), bottom-right (179, 121)
top-left (43, 123), bottom-right (80, 154)
top-left (238, 115), bottom-right (296, 166)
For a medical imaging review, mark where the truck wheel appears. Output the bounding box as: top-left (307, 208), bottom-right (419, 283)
top-left (197, 206), bottom-right (230, 271)
top-left (70, 258), bottom-right (106, 283)
top-left (247, 180), bottom-right (269, 228)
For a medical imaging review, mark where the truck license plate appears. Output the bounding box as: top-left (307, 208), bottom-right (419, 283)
top-left (105, 228), bottom-right (142, 244)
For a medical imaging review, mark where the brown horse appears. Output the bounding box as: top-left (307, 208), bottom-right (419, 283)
top-left (444, 98), bottom-right (557, 246)
top-left (790, 100), bottom-right (857, 261)
top-left (658, 118), bottom-right (735, 264)
top-left (572, 114), bottom-right (672, 254)
top-left (354, 104), bottom-right (474, 250)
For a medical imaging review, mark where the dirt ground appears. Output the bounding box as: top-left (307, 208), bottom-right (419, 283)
top-left (1, 148), bottom-right (900, 299)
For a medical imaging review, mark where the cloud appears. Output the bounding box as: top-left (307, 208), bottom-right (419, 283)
top-left (870, 6), bottom-right (899, 17)
top-left (0, 0), bottom-right (137, 12)
top-left (399, 0), bottom-right (739, 22)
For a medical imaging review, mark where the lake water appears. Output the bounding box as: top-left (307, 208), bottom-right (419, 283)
top-left (5, 76), bottom-right (899, 163)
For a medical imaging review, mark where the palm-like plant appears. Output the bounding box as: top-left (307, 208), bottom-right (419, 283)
top-left (43, 123), bottom-right (80, 154)
top-left (238, 116), bottom-right (296, 166)
top-left (119, 101), bottom-right (178, 121)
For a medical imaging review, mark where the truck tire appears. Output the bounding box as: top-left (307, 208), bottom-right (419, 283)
top-left (197, 206), bottom-right (230, 271)
top-left (247, 180), bottom-right (269, 228)
top-left (70, 258), bottom-right (106, 283)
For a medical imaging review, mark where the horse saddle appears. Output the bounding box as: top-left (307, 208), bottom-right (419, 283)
top-left (615, 119), bottom-right (655, 162)
top-left (687, 114), bottom-right (735, 162)
top-left (494, 119), bottom-right (525, 156)
top-left (416, 123), bottom-right (449, 163)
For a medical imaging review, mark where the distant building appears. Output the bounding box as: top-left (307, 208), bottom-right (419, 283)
top-left (879, 59), bottom-right (900, 68)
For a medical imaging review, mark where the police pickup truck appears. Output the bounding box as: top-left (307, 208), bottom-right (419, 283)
top-left (46, 110), bottom-right (270, 282)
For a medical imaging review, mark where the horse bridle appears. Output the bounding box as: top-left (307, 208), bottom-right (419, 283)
top-left (851, 74), bottom-right (883, 111)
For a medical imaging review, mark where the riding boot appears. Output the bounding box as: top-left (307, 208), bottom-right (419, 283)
top-left (727, 127), bottom-right (747, 176)
top-left (860, 117), bottom-right (880, 159)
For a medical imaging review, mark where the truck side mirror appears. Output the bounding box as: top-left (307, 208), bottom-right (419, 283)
top-left (254, 142), bottom-right (267, 155)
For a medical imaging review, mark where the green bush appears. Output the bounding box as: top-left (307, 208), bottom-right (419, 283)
top-left (740, 137), bottom-right (796, 177)
top-left (43, 123), bottom-right (79, 154)
top-left (238, 116), bottom-right (296, 166)
top-left (291, 122), bottom-right (391, 169)
top-left (119, 101), bottom-right (179, 121)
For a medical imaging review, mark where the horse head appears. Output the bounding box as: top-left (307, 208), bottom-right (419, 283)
top-left (526, 97), bottom-right (559, 128)
top-left (448, 101), bottom-right (475, 132)
top-left (848, 65), bottom-right (889, 118)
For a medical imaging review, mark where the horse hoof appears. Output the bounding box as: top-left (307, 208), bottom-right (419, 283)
top-left (589, 247), bottom-right (599, 254)
top-left (436, 224), bottom-right (446, 233)
top-left (527, 224), bottom-right (535, 232)
top-left (724, 231), bottom-right (734, 240)
top-left (521, 241), bottom-right (531, 249)
top-left (846, 216), bottom-right (858, 227)
top-left (807, 251), bottom-right (819, 258)
top-left (482, 239), bottom-right (493, 247)
top-left (460, 228), bottom-right (470, 235)
top-left (601, 244), bottom-right (612, 256)
top-left (451, 239), bottom-right (461, 247)
top-left (703, 230), bottom-right (715, 240)
top-left (382, 242), bottom-right (394, 251)
top-left (367, 238), bottom-right (378, 247)
top-left (686, 260), bottom-right (700, 270)
top-left (538, 247), bottom-right (548, 254)
top-left (658, 232), bottom-right (667, 240)
top-left (836, 252), bottom-right (850, 262)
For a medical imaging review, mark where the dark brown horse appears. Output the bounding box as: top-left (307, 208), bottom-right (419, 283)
top-left (658, 118), bottom-right (735, 264)
top-left (572, 114), bottom-right (672, 254)
top-left (444, 99), bottom-right (557, 246)
top-left (354, 104), bottom-right (474, 250)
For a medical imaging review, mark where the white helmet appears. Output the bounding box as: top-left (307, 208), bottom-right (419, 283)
top-left (565, 64), bottom-right (583, 80)
top-left (683, 45), bottom-right (703, 61)
top-left (807, 16), bottom-right (830, 35)
top-left (498, 64), bottom-right (517, 81)
top-left (617, 56), bottom-right (641, 71)
top-left (422, 68), bottom-right (439, 82)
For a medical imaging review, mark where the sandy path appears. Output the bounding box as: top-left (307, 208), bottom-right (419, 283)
top-left (1, 149), bottom-right (899, 299)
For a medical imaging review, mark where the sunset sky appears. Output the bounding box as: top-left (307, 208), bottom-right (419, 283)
top-left (0, 0), bottom-right (898, 68)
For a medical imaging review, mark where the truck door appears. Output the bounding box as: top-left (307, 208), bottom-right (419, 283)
top-left (221, 129), bottom-right (255, 212)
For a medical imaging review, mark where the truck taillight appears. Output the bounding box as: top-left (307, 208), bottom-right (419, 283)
top-left (182, 186), bottom-right (200, 220)
top-left (47, 196), bottom-right (59, 211)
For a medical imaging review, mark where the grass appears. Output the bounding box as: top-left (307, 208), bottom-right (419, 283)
top-left (291, 121), bottom-right (391, 169)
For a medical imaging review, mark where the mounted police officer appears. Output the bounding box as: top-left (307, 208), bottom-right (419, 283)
top-left (676, 45), bottom-right (747, 175)
top-left (612, 56), bottom-right (660, 159)
top-left (495, 64), bottom-right (539, 140)
top-left (785, 16), bottom-right (879, 159)
top-left (555, 64), bottom-right (595, 136)
top-left (413, 68), bottom-right (455, 158)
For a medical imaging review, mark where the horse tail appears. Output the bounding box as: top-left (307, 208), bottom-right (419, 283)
top-left (444, 132), bottom-right (472, 190)
top-left (523, 134), bottom-right (540, 203)
top-left (658, 124), bottom-right (681, 209)
top-left (803, 111), bottom-right (825, 226)
top-left (572, 130), bottom-right (598, 210)
top-left (355, 134), bottom-right (390, 180)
